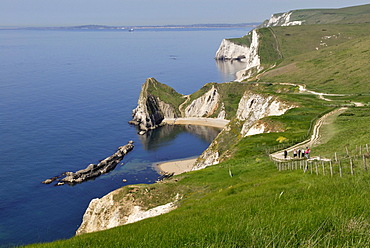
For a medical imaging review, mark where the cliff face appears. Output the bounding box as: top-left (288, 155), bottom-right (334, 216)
top-left (236, 91), bottom-right (294, 137)
top-left (234, 30), bottom-right (261, 82)
top-left (214, 39), bottom-right (250, 61)
top-left (259, 11), bottom-right (303, 28)
top-left (130, 80), bottom-right (228, 131)
top-left (184, 85), bottom-right (221, 118)
top-left (215, 30), bottom-right (261, 82)
top-left (76, 187), bottom-right (180, 235)
top-left (193, 91), bottom-right (295, 170)
top-left (129, 78), bottom-right (179, 131)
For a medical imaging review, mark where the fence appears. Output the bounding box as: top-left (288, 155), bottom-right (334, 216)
top-left (273, 144), bottom-right (369, 177)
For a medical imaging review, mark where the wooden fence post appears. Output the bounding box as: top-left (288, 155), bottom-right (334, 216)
top-left (330, 161), bottom-right (333, 177)
top-left (364, 155), bottom-right (368, 171)
top-left (315, 162), bottom-right (319, 175)
top-left (366, 144), bottom-right (369, 153)
top-left (322, 161), bottom-right (325, 176)
top-left (335, 152), bottom-right (337, 162)
top-left (346, 146), bottom-right (349, 156)
top-left (339, 161), bottom-right (343, 177)
top-left (350, 158), bottom-right (354, 175)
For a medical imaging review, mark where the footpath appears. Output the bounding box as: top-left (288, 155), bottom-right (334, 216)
top-left (269, 107), bottom-right (347, 162)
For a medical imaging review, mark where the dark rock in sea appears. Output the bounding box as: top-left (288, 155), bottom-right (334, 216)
top-left (43, 141), bottom-right (134, 186)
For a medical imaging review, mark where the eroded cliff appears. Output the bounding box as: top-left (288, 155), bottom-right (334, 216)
top-left (76, 185), bottom-right (181, 235)
top-left (215, 30), bottom-right (262, 82)
top-left (193, 90), bottom-right (295, 170)
top-left (129, 78), bottom-right (181, 131)
top-left (130, 80), bottom-right (232, 131)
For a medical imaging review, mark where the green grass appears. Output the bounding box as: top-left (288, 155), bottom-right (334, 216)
top-left (28, 87), bottom-right (369, 247)
top-left (25, 9), bottom-right (370, 248)
top-left (314, 106), bottom-right (370, 159)
top-left (289, 4), bottom-right (370, 25)
top-left (145, 78), bottom-right (184, 116)
top-left (228, 33), bottom-right (252, 47)
top-left (257, 24), bottom-right (370, 95)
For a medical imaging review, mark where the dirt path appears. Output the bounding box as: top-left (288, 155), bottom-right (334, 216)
top-left (270, 107), bottom-right (347, 162)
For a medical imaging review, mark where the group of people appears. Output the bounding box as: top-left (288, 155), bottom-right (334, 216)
top-left (284, 147), bottom-right (311, 159)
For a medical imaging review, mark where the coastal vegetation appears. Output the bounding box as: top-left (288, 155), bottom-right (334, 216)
top-left (26, 4), bottom-right (370, 247)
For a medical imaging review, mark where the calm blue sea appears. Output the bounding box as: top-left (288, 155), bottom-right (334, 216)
top-left (0, 27), bottom-right (251, 247)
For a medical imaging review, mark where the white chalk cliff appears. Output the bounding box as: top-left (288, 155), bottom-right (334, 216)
top-left (193, 91), bottom-right (295, 170)
top-left (184, 85), bottom-right (221, 118)
top-left (76, 188), bottom-right (179, 235)
top-left (214, 39), bottom-right (250, 61)
top-left (234, 30), bottom-right (261, 81)
top-left (215, 30), bottom-right (261, 82)
top-left (260, 11), bottom-right (303, 28)
top-left (236, 91), bottom-right (294, 137)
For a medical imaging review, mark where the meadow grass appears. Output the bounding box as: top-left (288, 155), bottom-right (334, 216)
top-left (257, 24), bottom-right (370, 95)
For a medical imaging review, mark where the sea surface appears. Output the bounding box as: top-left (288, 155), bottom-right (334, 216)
top-left (0, 27), bottom-right (251, 247)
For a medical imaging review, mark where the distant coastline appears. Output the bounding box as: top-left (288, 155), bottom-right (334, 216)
top-left (0, 23), bottom-right (260, 31)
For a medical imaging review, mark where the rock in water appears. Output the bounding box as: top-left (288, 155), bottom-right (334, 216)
top-left (42, 141), bottom-right (134, 186)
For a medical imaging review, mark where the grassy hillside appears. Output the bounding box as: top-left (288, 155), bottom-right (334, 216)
top-left (289, 4), bottom-right (370, 25)
top-left (249, 24), bottom-right (370, 95)
top-left (27, 105), bottom-right (370, 247)
top-left (26, 5), bottom-right (370, 248)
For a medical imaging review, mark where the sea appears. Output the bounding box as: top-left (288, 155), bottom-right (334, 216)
top-left (0, 27), bottom-right (252, 247)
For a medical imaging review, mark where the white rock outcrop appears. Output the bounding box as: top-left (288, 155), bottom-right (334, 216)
top-left (236, 91), bottom-right (294, 137)
top-left (185, 85), bottom-right (220, 118)
top-left (246, 121), bottom-right (268, 136)
top-left (76, 189), bottom-right (179, 235)
top-left (234, 30), bottom-right (261, 81)
top-left (260, 11), bottom-right (303, 28)
top-left (192, 91), bottom-right (295, 169)
top-left (214, 39), bottom-right (249, 61)
top-left (192, 148), bottom-right (220, 171)
top-left (215, 30), bottom-right (262, 82)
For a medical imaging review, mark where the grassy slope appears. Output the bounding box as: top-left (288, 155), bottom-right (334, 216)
top-left (26, 7), bottom-right (370, 248)
top-left (145, 78), bottom-right (184, 116)
top-left (290, 4), bottom-right (370, 25)
top-left (256, 24), bottom-right (370, 94)
top-left (28, 106), bottom-right (370, 247)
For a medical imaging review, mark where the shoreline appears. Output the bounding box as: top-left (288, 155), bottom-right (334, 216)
top-left (156, 157), bottom-right (198, 175)
top-left (162, 117), bottom-right (229, 129)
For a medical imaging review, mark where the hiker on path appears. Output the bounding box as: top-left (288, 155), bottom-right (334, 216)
top-left (293, 150), bottom-right (297, 158)
top-left (298, 149), bottom-right (301, 158)
top-left (301, 148), bottom-right (305, 158)
top-left (305, 147), bottom-right (311, 159)
top-left (284, 150), bottom-right (288, 159)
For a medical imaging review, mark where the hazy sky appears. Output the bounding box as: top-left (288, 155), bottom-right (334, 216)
top-left (1, 0), bottom-right (369, 27)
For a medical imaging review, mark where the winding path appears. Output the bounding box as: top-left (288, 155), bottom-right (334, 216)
top-left (269, 82), bottom-right (365, 162)
top-left (269, 107), bottom-right (347, 162)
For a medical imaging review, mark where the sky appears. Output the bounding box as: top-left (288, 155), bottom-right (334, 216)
top-left (1, 0), bottom-right (369, 27)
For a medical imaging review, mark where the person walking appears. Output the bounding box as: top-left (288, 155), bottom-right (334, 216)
top-left (284, 150), bottom-right (288, 159)
top-left (305, 147), bottom-right (311, 159)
